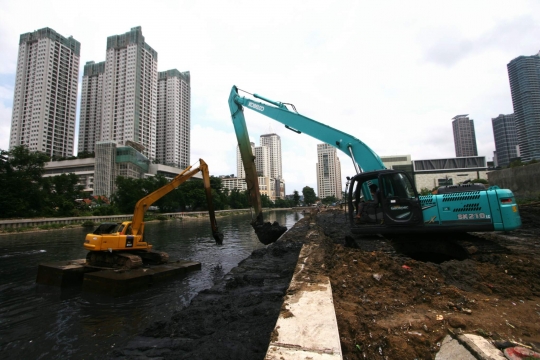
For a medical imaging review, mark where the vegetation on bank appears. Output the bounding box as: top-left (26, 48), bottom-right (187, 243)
top-left (0, 146), bottom-right (308, 220)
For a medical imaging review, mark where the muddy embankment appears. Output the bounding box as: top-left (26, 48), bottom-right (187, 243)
top-left (113, 206), bottom-right (540, 360)
top-left (111, 217), bottom-right (312, 359)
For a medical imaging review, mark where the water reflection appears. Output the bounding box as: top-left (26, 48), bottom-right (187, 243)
top-left (0, 210), bottom-right (302, 359)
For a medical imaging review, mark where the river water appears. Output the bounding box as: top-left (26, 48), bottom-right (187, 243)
top-left (0, 210), bottom-right (303, 359)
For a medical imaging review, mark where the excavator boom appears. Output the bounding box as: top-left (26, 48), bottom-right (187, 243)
top-left (130, 159), bottom-right (223, 244)
top-left (228, 85), bottom-right (521, 241)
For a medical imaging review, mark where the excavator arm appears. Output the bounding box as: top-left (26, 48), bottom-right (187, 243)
top-left (228, 85), bottom-right (385, 244)
top-left (131, 159), bottom-right (223, 244)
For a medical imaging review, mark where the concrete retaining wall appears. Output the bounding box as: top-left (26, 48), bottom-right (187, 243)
top-left (487, 162), bottom-right (540, 200)
top-left (0, 208), bottom-right (292, 230)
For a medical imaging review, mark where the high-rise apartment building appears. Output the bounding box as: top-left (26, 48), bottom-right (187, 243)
top-left (101, 26), bottom-right (158, 160)
top-left (452, 115), bottom-right (478, 157)
top-left (236, 142), bottom-right (270, 177)
top-left (254, 145), bottom-right (270, 177)
top-left (156, 69), bottom-right (190, 169)
top-left (316, 143), bottom-right (342, 200)
top-left (9, 27), bottom-right (80, 157)
top-left (237, 142), bottom-right (255, 178)
top-left (491, 114), bottom-right (519, 167)
top-left (507, 53), bottom-right (540, 161)
top-left (260, 133), bottom-right (282, 179)
top-left (78, 61), bottom-right (105, 154)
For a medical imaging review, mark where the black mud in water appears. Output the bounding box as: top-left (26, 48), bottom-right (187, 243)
top-left (111, 219), bottom-right (309, 360)
top-left (253, 221), bottom-right (288, 245)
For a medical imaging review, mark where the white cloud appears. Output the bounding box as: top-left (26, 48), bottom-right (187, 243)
top-left (1, 0), bottom-right (540, 194)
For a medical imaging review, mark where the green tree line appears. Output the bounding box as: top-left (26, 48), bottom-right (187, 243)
top-left (0, 146), bottom-right (307, 219)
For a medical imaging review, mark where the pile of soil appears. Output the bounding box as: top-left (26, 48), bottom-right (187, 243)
top-left (319, 206), bottom-right (540, 359)
top-left (113, 205), bottom-right (540, 359)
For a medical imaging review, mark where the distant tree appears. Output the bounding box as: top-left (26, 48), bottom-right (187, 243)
top-left (509, 160), bottom-right (523, 168)
top-left (321, 195), bottom-right (338, 205)
top-left (76, 151), bottom-right (95, 159)
top-left (293, 190), bottom-right (300, 206)
top-left (261, 194), bottom-right (273, 208)
top-left (112, 176), bottom-right (165, 214)
top-left (0, 145), bottom-right (50, 218)
top-left (302, 186), bottom-right (317, 205)
top-left (228, 188), bottom-right (249, 209)
top-left (41, 173), bottom-right (85, 216)
top-left (274, 197), bottom-right (293, 208)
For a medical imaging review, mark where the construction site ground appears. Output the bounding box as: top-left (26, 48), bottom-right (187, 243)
top-left (114, 205), bottom-right (540, 360)
top-left (319, 204), bottom-right (540, 359)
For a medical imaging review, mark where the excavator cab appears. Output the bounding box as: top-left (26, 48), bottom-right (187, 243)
top-left (349, 170), bottom-right (423, 233)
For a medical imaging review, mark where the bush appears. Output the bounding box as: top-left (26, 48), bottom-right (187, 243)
top-left (156, 215), bottom-right (168, 221)
top-left (81, 220), bottom-right (95, 227)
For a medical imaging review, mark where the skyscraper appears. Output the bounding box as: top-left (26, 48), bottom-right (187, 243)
top-left (101, 26), bottom-right (158, 160)
top-left (491, 114), bottom-right (518, 167)
top-left (507, 53), bottom-right (540, 161)
top-left (9, 27), bottom-right (80, 158)
top-left (156, 69), bottom-right (191, 169)
top-left (236, 142), bottom-right (270, 177)
top-left (452, 115), bottom-right (478, 157)
top-left (237, 142), bottom-right (255, 178)
top-left (316, 143), bottom-right (342, 200)
top-left (78, 61), bottom-right (105, 154)
top-left (260, 133), bottom-right (282, 179)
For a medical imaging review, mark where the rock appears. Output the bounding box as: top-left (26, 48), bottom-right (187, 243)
top-left (448, 316), bottom-right (467, 329)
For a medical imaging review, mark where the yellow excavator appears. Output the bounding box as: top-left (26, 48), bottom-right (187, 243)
top-left (84, 159), bottom-right (224, 269)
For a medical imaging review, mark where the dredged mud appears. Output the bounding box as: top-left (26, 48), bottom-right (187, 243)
top-left (111, 218), bottom-right (309, 359)
top-left (112, 205), bottom-right (540, 360)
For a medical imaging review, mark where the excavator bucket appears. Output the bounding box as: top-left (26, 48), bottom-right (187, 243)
top-left (253, 222), bottom-right (287, 245)
top-left (213, 231), bottom-right (224, 245)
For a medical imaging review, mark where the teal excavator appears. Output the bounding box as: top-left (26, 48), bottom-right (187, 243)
top-left (228, 86), bottom-right (521, 245)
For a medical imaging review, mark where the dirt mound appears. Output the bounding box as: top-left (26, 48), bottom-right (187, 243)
top-left (318, 209), bottom-right (540, 359)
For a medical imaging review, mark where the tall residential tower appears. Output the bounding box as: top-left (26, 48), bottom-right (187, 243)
top-left (78, 61), bottom-right (105, 154)
top-left (452, 115), bottom-right (478, 157)
top-left (316, 143), bottom-right (342, 200)
top-left (492, 114), bottom-right (518, 167)
top-left (507, 53), bottom-right (540, 161)
top-left (156, 69), bottom-right (191, 169)
top-left (101, 26), bottom-right (158, 160)
top-left (260, 133), bottom-right (282, 179)
top-left (9, 27), bottom-right (80, 157)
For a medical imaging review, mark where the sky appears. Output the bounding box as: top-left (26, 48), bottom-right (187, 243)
top-left (1, 0), bottom-right (540, 196)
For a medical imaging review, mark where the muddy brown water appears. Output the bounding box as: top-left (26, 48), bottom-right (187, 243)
top-left (0, 210), bottom-right (303, 360)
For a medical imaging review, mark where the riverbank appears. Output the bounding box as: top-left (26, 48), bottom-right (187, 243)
top-left (112, 207), bottom-right (540, 360)
top-left (0, 208), bottom-right (292, 235)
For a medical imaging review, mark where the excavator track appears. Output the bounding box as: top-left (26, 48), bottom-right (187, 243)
top-left (85, 250), bottom-right (169, 270)
top-left (86, 252), bottom-right (144, 270)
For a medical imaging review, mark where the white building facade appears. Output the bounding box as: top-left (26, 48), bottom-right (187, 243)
top-left (156, 69), bottom-right (190, 169)
top-left (9, 27), bottom-right (80, 158)
top-left (316, 143), bottom-right (342, 200)
top-left (260, 133), bottom-right (282, 179)
top-left (101, 26), bottom-right (158, 160)
top-left (78, 61), bottom-right (105, 154)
